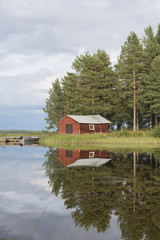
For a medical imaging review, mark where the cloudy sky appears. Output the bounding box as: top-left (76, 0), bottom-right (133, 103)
top-left (0, 0), bottom-right (160, 130)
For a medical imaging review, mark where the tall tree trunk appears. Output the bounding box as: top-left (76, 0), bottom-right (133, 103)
top-left (137, 110), bottom-right (139, 131)
top-left (133, 152), bottom-right (136, 215)
top-left (136, 152), bottom-right (139, 163)
top-left (150, 112), bottom-right (152, 129)
top-left (156, 157), bottom-right (158, 167)
top-left (92, 176), bottom-right (94, 187)
top-left (150, 153), bottom-right (152, 170)
top-left (133, 66), bottom-right (136, 131)
top-left (91, 94), bottom-right (95, 114)
top-left (155, 114), bottom-right (158, 128)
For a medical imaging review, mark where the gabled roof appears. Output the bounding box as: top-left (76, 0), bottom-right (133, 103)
top-left (67, 115), bottom-right (111, 124)
top-left (68, 158), bottom-right (111, 167)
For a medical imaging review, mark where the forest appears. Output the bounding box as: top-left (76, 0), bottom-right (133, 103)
top-left (43, 24), bottom-right (160, 131)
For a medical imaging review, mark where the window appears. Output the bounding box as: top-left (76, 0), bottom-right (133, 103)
top-left (89, 124), bottom-right (94, 130)
top-left (66, 150), bottom-right (73, 158)
top-left (66, 124), bottom-right (73, 134)
top-left (89, 152), bottom-right (95, 158)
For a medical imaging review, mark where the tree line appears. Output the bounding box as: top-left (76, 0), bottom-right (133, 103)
top-left (43, 24), bottom-right (160, 131)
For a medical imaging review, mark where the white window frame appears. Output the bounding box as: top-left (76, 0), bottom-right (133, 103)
top-left (89, 151), bottom-right (95, 158)
top-left (89, 124), bottom-right (94, 130)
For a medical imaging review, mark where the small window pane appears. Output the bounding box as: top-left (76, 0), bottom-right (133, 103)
top-left (89, 124), bottom-right (94, 130)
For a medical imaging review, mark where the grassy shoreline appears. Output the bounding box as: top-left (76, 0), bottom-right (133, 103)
top-left (1, 129), bottom-right (160, 150)
top-left (39, 131), bottom-right (160, 149)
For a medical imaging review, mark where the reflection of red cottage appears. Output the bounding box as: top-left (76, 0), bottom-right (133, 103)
top-left (58, 148), bottom-right (80, 166)
top-left (57, 149), bottom-right (110, 167)
top-left (57, 115), bottom-right (111, 135)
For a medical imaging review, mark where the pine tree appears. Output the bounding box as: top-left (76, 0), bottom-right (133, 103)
top-left (62, 50), bottom-right (118, 123)
top-left (115, 32), bottom-right (143, 131)
top-left (142, 26), bottom-right (160, 128)
top-left (62, 72), bottom-right (80, 114)
top-left (156, 23), bottom-right (160, 46)
top-left (43, 79), bottom-right (66, 129)
top-left (149, 56), bottom-right (160, 126)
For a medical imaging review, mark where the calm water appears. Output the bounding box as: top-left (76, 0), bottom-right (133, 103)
top-left (0, 146), bottom-right (160, 240)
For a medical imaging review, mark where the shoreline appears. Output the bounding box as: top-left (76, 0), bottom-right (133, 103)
top-left (1, 130), bottom-right (160, 150)
top-left (39, 132), bottom-right (160, 150)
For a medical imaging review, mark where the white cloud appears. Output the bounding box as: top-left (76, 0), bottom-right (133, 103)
top-left (0, 0), bottom-right (160, 129)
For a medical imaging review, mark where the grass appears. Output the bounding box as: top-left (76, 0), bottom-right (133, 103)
top-left (1, 129), bottom-right (160, 150)
top-left (39, 130), bottom-right (160, 150)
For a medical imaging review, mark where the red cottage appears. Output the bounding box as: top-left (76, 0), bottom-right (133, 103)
top-left (57, 115), bottom-right (111, 135)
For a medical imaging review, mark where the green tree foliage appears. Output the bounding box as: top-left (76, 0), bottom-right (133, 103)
top-left (115, 32), bottom-right (144, 130)
top-left (149, 56), bottom-right (160, 123)
top-left (63, 50), bottom-right (119, 123)
top-left (43, 79), bottom-right (66, 129)
top-left (142, 26), bottom-right (160, 128)
top-left (143, 26), bottom-right (159, 75)
top-left (156, 23), bottom-right (160, 46)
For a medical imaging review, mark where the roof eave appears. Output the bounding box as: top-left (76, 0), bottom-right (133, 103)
top-left (57, 115), bottom-right (79, 125)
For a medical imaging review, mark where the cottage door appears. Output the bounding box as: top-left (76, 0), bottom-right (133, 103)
top-left (66, 124), bottom-right (73, 134)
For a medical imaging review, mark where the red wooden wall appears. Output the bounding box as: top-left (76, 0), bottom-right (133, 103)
top-left (58, 116), bottom-right (109, 134)
top-left (58, 116), bottom-right (80, 134)
top-left (79, 123), bottom-right (109, 134)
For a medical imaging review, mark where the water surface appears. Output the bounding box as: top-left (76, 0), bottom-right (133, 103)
top-left (0, 146), bottom-right (160, 240)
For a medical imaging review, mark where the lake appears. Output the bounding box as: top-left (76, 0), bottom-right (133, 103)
top-left (0, 146), bottom-right (160, 240)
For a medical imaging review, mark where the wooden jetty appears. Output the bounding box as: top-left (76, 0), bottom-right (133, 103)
top-left (0, 136), bottom-right (39, 145)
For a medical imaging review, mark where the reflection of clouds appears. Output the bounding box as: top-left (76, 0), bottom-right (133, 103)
top-left (0, 210), bottom-right (121, 240)
top-left (33, 153), bottom-right (45, 158)
top-left (31, 177), bottom-right (51, 191)
top-left (0, 146), bottom-right (122, 240)
top-left (0, 190), bottom-right (67, 215)
top-left (0, 147), bottom-right (69, 218)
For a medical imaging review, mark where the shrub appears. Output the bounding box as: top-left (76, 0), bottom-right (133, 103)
top-left (152, 125), bottom-right (160, 138)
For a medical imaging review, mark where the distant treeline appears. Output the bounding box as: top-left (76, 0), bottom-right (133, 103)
top-left (0, 130), bottom-right (43, 134)
top-left (43, 24), bottom-right (160, 131)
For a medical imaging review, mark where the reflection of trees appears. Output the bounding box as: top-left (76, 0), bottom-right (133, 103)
top-left (44, 148), bottom-right (160, 239)
top-left (62, 166), bottom-right (121, 233)
top-left (117, 152), bottom-right (160, 240)
top-left (43, 149), bottom-right (124, 232)
top-left (43, 148), bottom-right (66, 196)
